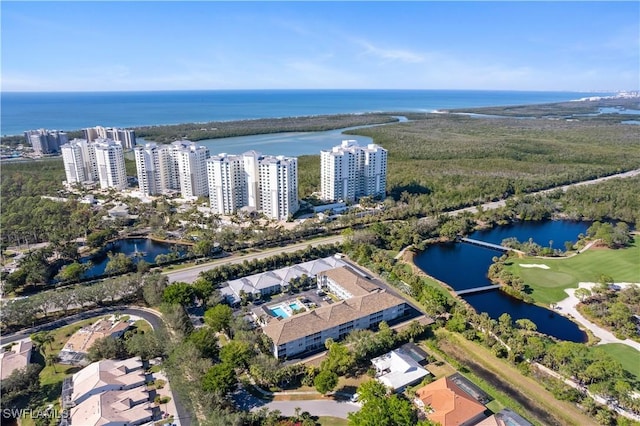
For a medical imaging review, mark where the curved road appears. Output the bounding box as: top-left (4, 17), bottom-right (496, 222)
top-left (0, 306), bottom-right (192, 426)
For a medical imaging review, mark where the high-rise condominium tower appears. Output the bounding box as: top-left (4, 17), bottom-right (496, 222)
top-left (206, 151), bottom-right (299, 220)
top-left (25, 129), bottom-right (68, 155)
top-left (61, 138), bottom-right (95, 185)
top-left (207, 153), bottom-right (246, 214)
top-left (172, 141), bottom-right (210, 198)
top-left (134, 143), bottom-right (164, 196)
top-left (61, 138), bottom-right (125, 190)
top-left (93, 138), bottom-right (127, 190)
top-left (83, 126), bottom-right (136, 149)
top-left (320, 140), bottom-right (387, 202)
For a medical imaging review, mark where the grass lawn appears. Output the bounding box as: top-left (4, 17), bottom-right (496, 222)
top-left (318, 417), bottom-right (349, 426)
top-left (598, 344), bottom-right (640, 382)
top-left (506, 238), bottom-right (640, 305)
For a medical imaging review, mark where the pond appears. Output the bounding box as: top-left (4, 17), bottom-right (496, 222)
top-left (80, 238), bottom-right (189, 279)
top-left (414, 220), bottom-right (591, 342)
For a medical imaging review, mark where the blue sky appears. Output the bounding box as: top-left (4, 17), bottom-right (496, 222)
top-left (1, 1), bottom-right (638, 92)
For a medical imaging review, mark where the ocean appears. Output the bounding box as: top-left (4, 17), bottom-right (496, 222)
top-left (0, 89), bottom-right (612, 137)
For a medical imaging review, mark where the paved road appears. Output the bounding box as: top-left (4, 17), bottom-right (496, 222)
top-left (445, 168), bottom-right (640, 217)
top-left (164, 235), bottom-right (343, 283)
top-left (0, 306), bottom-right (163, 345)
top-left (233, 388), bottom-right (360, 419)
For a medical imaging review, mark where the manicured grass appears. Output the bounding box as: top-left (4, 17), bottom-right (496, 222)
top-left (318, 417), bottom-right (349, 426)
top-left (598, 344), bottom-right (640, 382)
top-left (506, 238), bottom-right (640, 304)
top-left (133, 319), bottom-right (153, 334)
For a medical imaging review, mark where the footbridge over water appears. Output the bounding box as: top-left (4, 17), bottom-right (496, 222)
top-left (459, 237), bottom-right (511, 252)
top-left (455, 285), bottom-right (502, 296)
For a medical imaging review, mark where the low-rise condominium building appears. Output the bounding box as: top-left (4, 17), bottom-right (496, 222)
top-left (262, 265), bottom-right (408, 358)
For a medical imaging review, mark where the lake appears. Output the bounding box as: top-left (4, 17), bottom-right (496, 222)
top-left (414, 220), bottom-right (591, 342)
top-left (80, 238), bottom-right (188, 278)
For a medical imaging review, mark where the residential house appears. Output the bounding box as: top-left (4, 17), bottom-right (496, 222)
top-left (0, 339), bottom-right (33, 380)
top-left (414, 376), bottom-right (487, 426)
top-left (371, 347), bottom-right (430, 392)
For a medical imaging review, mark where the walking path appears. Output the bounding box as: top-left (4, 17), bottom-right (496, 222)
top-left (556, 282), bottom-right (640, 351)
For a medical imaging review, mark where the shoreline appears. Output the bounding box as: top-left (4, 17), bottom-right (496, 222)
top-left (3, 90), bottom-right (631, 138)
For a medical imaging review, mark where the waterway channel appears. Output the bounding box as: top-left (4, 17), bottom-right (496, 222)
top-left (138, 116), bottom-right (408, 157)
top-left (414, 220), bottom-right (591, 342)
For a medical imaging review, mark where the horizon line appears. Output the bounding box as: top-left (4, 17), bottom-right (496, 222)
top-left (2, 88), bottom-right (626, 95)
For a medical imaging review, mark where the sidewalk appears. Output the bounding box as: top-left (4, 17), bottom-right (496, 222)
top-left (153, 370), bottom-right (182, 426)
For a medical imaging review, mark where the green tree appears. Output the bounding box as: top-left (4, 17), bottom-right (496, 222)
top-left (321, 340), bottom-right (355, 376)
top-left (104, 252), bottom-right (134, 276)
top-left (188, 327), bottom-right (219, 359)
top-left (314, 369), bottom-right (338, 395)
top-left (46, 353), bottom-right (58, 373)
top-left (219, 340), bottom-right (253, 370)
top-left (355, 380), bottom-right (388, 403)
top-left (201, 363), bottom-right (237, 395)
top-left (162, 282), bottom-right (196, 306)
top-left (55, 261), bottom-right (89, 283)
top-left (87, 336), bottom-right (127, 361)
top-left (125, 331), bottom-right (164, 360)
top-left (142, 273), bottom-right (168, 306)
top-left (348, 380), bottom-right (417, 426)
top-left (204, 304), bottom-right (234, 335)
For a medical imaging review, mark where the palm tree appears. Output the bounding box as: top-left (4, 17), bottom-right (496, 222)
top-left (46, 353), bottom-right (58, 373)
top-left (42, 332), bottom-right (54, 352)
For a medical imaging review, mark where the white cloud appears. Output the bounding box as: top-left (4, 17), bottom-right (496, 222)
top-left (354, 39), bottom-right (425, 64)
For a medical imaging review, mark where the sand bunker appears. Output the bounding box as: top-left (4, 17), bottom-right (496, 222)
top-left (520, 264), bottom-right (550, 269)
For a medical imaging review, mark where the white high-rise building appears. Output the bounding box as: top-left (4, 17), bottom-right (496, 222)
top-left (84, 126), bottom-right (136, 149)
top-left (206, 151), bottom-right (299, 220)
top-left (93, 138), bottom-right (127, 190)
top-left (320, 140), bottom-right (387, 202)
top-left (25, 129), bottom-right (68, 155)
top-left (207, 153), bottom-right (246, 214)
top-left (172, 141), bottom-right (210, 198)
top-left (61, 139), bottom-right (94, 185)
top-left (259, 156), bottom-right (299, 220)
top-left (359, 143), bottom-right (387, 198)
top-left (61, 138), bottom-right (126, 190)
top-left (134, 143), bottom-right (164, 196)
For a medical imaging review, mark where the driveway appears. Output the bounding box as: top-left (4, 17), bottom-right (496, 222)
top-left (233, 388), bottom-right (360, 419)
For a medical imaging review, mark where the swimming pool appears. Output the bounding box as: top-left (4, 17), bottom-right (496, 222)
top-left (271, 306), bottom-right (289, 318)
top-left (270, 300), bottom-right (306, 319)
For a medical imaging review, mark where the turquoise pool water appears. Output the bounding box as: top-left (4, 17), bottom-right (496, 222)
top-left (289, 302), bottom-right (303, 311)
top-left (271, 306), bottom-right (289, 318)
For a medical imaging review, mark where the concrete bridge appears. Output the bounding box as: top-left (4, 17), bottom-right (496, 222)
top-left (460, 237), bottom-right (511, 252)
top-left (455, 284), bottom-right (502, 296)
